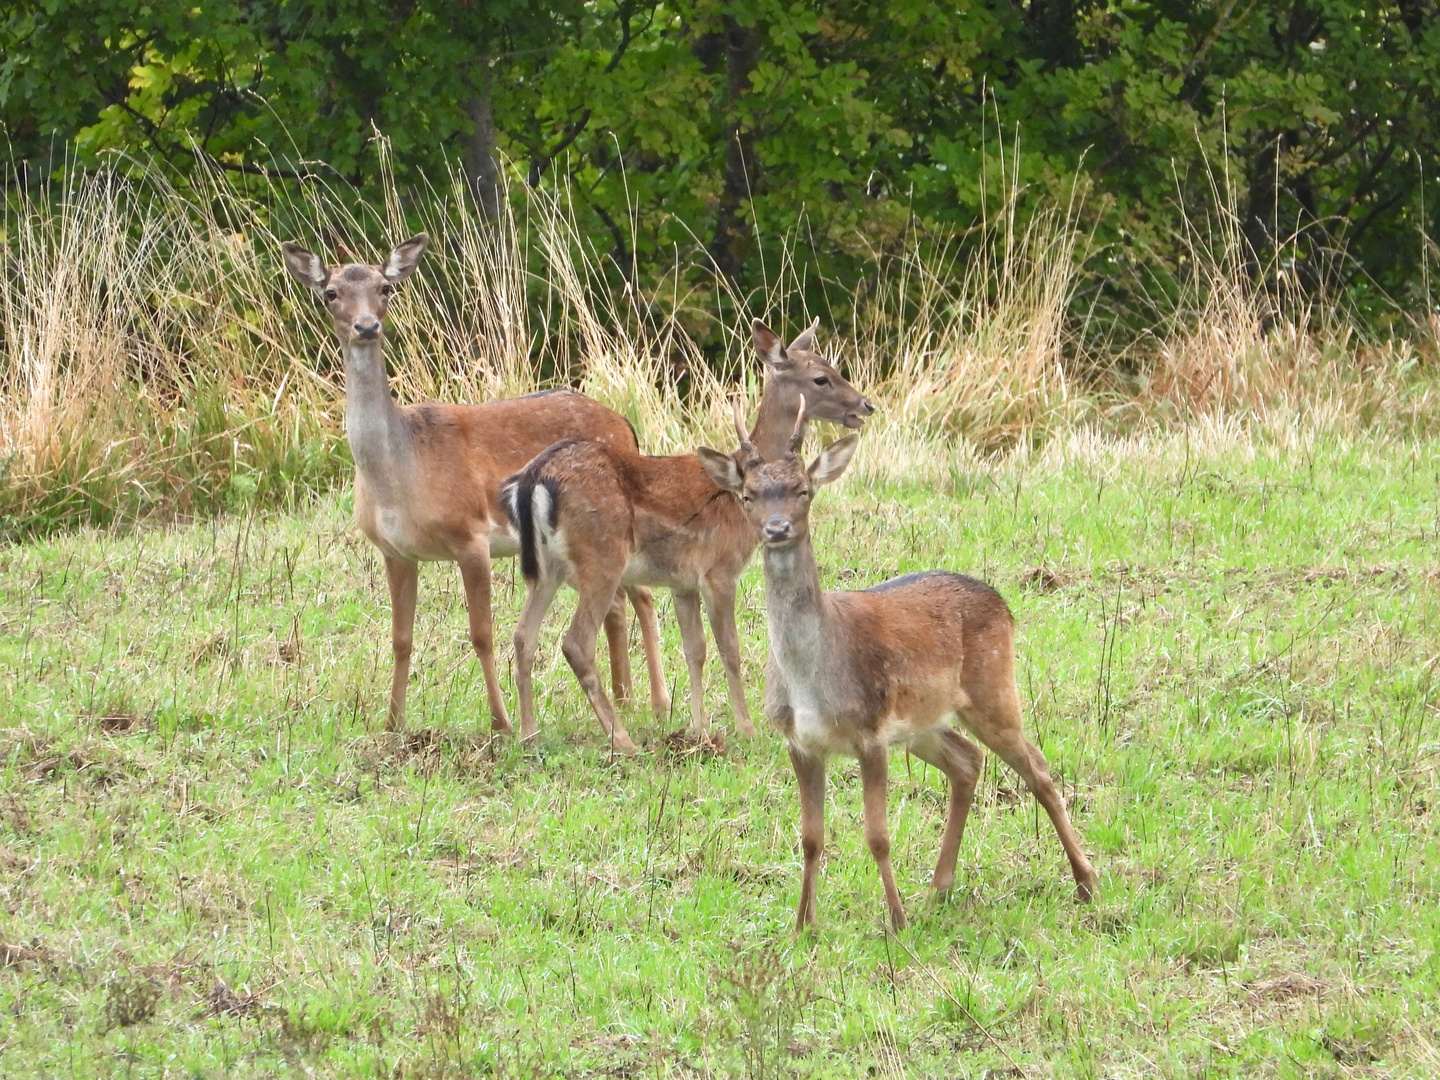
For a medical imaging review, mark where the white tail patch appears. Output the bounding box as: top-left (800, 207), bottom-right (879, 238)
top-left (530, 483), bottom-right (566, 562)
top-left (531, 484), bottom-right (553, 542)
top-left (500, 480), bottom-right (522, 540)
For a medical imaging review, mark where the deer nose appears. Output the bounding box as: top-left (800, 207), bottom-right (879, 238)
top-left (353, 317), bottom-right (382, 339)
top-left (762, 517), bottom-right (793, 542)
top-left (861, 397), bottom-right (877, 415)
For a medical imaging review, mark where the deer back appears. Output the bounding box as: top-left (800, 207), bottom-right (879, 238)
top-left (767, 570), bottom-right (1016, 752)
top-left (503, 441), bottom-right (754, 590)
top-left (393, 391), bottom-right (635, 548)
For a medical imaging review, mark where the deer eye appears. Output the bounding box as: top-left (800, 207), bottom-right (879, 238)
top-left (323, 289), bottom-right (338, 302)
top-left (379, 283), bottom-right (394, 297)
top-left (812, 376), bottom-right (830, 386)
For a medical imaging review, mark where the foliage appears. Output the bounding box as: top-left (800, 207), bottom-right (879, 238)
top-left (5, 1), bottom-right (1440, 327)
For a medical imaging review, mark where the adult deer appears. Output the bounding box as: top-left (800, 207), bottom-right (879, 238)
top-left (696, 402), bottom-right (1098, 929)
top-left (281, 234), bottom-right (668, 732)
top-left (501, 319), bottom-right (874, 754)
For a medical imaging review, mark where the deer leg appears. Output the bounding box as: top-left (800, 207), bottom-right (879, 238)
top-left (512, 574), bottom-right (562, 744)
top-left (561, 584), bottom-right (638, 755)
top-left (998, 734), bottom-right (1099, 902)
top-left (672, 590), bottom-right (708, 734)
top-left (458, 546), bottom-right (512, 732)
top-left (383, 556), bottom-right (419, 732)
top-left (910, 727), bottom-right (984, 896)
top-left (604, 590), bottom-right (633, 705)
top-left (788, 743), bottom-right (826, 932)
top-left (625, 587), bottom-right (671, 719)
top-left (966, 692), bottom-right (1099, 902)
top-left (857, 743), bottom-right (906, 929)
top-left (702, 580), bottom-right (754, 737)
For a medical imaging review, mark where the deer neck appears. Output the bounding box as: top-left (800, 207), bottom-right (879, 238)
top-left (749, 379), bottom-right (808, 461)
top-left (761, 538), bottom-right (830, 677)
top-left (343, 338), bottom-right (414, 489)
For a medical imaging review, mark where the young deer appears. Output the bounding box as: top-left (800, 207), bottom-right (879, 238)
top-left (696, 403), bottom-right (1099, 929)
top-left (500, 319), bottom-right (874, 754)
top-left (281, 234), bottom-right (669, 732)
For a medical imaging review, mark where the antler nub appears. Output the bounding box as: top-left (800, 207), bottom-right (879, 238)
top-left (731, 398), bottom-right (764, 467)
top-left (731, 397), bottom-right (750, 447)
top-left (787, 396), bottom-right (808, 454)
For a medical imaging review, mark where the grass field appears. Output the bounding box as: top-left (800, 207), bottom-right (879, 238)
top-left (1, 427), bottom-right (1438, 1078)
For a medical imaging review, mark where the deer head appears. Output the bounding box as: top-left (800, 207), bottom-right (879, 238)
top-left (752, 318), bottom-right (875, 430)
top-left (281, 234), bottom-right (429, 345)
top-left (698, 398), bottom-right (860, 548)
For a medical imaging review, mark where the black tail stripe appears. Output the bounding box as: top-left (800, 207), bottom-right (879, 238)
top-left (516, 477), bottom-right (539, 582)
top-left (505, 440), bottom-right (579, 583)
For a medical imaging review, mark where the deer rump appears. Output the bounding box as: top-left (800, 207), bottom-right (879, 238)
top-left (500, 439), bottom-right (582, 583)
top-left (500, 438), bottom-right (662, 586)
top-left (501, 438), bottom-right (744, 587)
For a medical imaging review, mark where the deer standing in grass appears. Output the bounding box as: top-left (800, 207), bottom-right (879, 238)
top-left (696, 403), bottom-right (1098, 929)
top-left (281, 234), bottom-right (669, 731)
top-left (501, 319), bottom-right (875, 753)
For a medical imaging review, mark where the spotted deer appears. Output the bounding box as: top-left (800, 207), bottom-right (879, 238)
top-left (696, 402), bottom-right (1098, 929)
top-left (281, 234), bottom-right (668, 732)
top-left (500, 319), bottom-right (874, 754)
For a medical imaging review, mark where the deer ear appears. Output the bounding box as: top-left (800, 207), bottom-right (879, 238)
top-left (787, 317), bottom-right (820, 354)
top-left (808, 433), bottom-right (859, 487)
top-left (696, 446), bottom-right (744, 493)
top-left (753, 318), bottom-right (791, 370)
top-left (281, 242), bottom-right (328, 292)
top-left (383, 233), bottom-right (429, 283)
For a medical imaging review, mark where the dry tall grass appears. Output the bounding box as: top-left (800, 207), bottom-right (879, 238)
top-left (1, 150), bottom-right (1435, 538)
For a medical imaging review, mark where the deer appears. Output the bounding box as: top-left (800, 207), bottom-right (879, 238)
top-left (281, 233), bottom-right (670, 733)
top-left (500, 318), bottom-right (875, 754)
top-left (695, 401), bottom-right (1099, 930)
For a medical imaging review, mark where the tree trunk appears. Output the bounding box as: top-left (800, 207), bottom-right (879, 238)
top-left (466, 60), bottom-right (501, 220)
top-left (706, 16), bottom-right (762, 283)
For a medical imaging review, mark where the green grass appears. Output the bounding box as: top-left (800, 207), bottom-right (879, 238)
top-left (1, 431), bottom-right (1438, 1077)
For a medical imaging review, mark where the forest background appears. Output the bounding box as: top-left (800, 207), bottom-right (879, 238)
top-left (8, 0), bottom-right (1440, 330)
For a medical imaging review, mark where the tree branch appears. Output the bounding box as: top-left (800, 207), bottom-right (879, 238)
top-left (528, 108), bottom-right (592, 186)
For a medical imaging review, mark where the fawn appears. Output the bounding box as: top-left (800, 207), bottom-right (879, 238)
top-left (500, 319), bottom-right (874, 753)
top-left (696, 401), bottom-right (1098, 928)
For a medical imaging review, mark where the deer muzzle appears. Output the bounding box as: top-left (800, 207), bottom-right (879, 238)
top-left (844, 399), bottom-right (877, 427)
top-left (762, 517), bottom-right (794, 542)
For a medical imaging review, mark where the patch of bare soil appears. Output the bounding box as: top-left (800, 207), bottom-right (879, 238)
top-left (1020, 565), bottom-right (1072, 592)
top-left (1320, 1033), bottom-right (1380, 1066)
top-left (203, 979), bottom-right (264, 1019)
top-left (660, 728), bottom-right (726, 763)
top-left (1244, 972), bottom-right (1330, 1005)
top-left (356, 728), bottom-right (502, 780)
top-left (95, 711), bottom-right (141, 734)
top-left (0, 940), bottom-right (49, 968)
